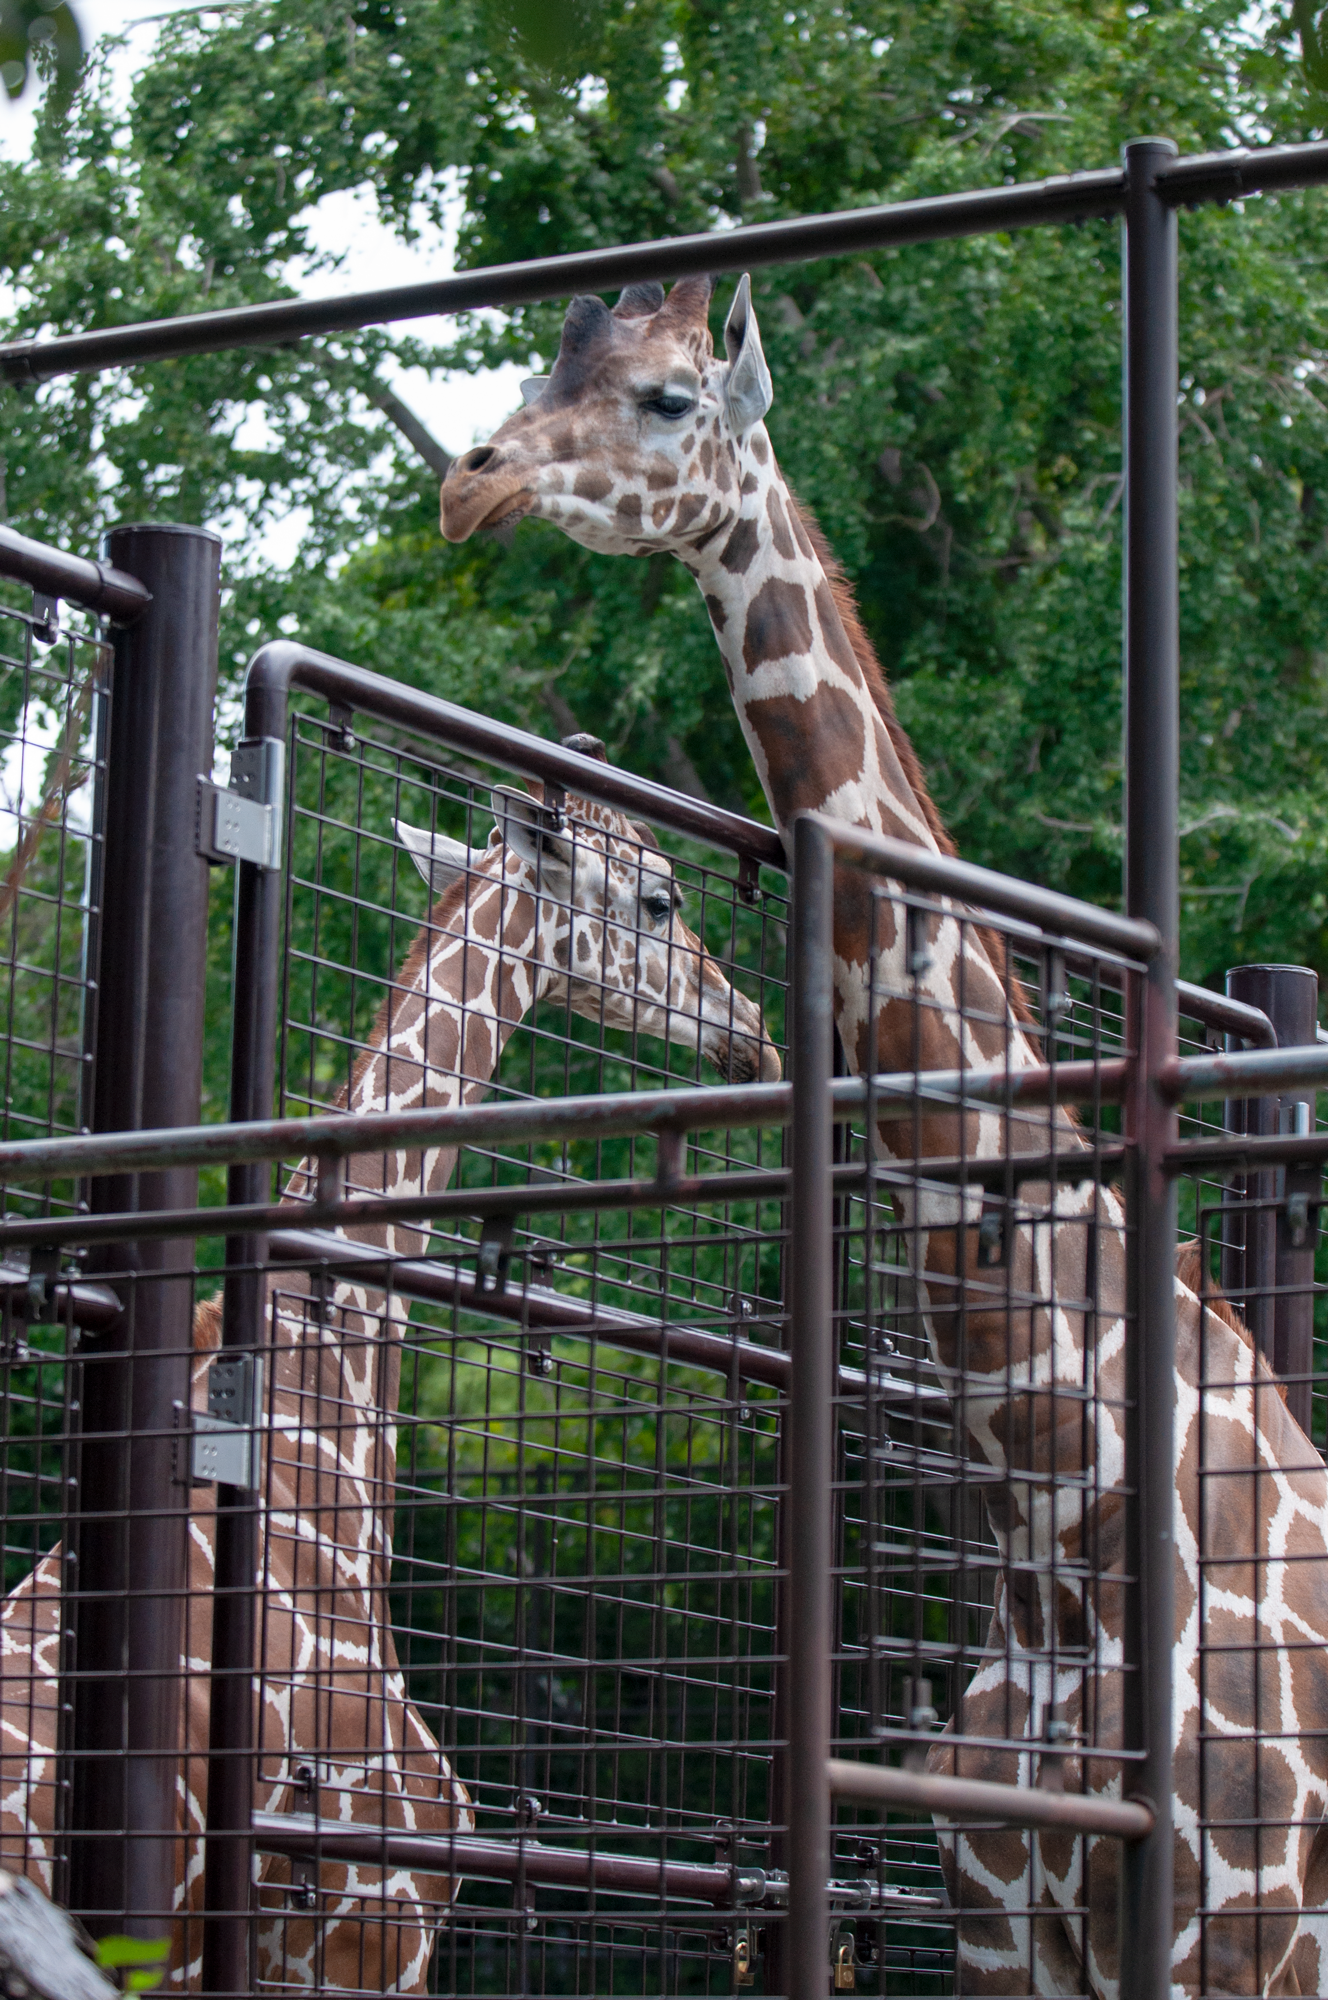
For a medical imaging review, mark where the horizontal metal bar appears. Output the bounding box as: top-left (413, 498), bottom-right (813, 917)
top-left (0, 524), bottom-right (150, 624)
top-left (0, 1262), bottom-right (122, 1333)
top-left (1164, 1043), bottom-right (1328, 1101)
top-left (1157, 138), bottom-right (1328, 207)
top-left (825, 1759), bottom-right (1154, 1839)
top-left (0, 170), bottom-right (1128, 387)
top-left (0, 1059), bottom-right (1129, 1184)
top-left (1167, 1132), bottom-right (1328, 1174)
top-left (267, 1225), bottom-right (955, 1413)
top-left (3, 138), bottom-right (1326, 391)
top-left (810, 815), bottom-right (1160, 959)
top-left (251, 1809), bottom-right (746, 1906)
top-left (247, 641), bottom-right (786, 867)
top-left (1175, 979), bottom-right (1276, 1049)
top-left (0, 1166), bottom-right (795, 1251)
top-left (249, 1813), bottom-right (940, 1921)
top-left (0, 1130), bottom-right (1128, 1254)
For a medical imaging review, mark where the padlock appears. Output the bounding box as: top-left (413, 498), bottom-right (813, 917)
top-left (733, 1926), bottom-right (757, 1987)
top-left (833, 1927), bottom-right (856, 1991)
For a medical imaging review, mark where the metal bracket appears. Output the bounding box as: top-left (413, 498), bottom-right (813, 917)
top-left (24, 1245), bottom-right (60, 1323)
top-left (30, 592), bottom-right (58, 645)
top-left (737, 853), bottom-right (761, 906)
top-left (1285, 1189), bottom-right (1316, 1250)
top-left (477, 1216), bottom-right (513, 1297)
top-left (191, 1352), bottom-right (264, 1489)
top-left (196, 735), bottom-right (285, 871)
top-left (977, 1205), bottom-right (1007, 1268)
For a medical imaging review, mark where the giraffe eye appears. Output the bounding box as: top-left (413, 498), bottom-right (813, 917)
top-left (644, 890), bottom-right (674, 925)
top-left (643, 392), bottom-right (694, 419)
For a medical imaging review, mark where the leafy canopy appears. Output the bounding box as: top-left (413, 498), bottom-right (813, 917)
top-left (2, 0), bottom-right (1328, 992)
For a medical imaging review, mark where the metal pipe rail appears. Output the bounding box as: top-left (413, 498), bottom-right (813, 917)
top-left (249, 1811), bottom-right (941, 1920)
top-left (4, 1042), bottom-right (1322, 1190)
top-left (0, 1137), bottom-right (1132, 1263)
top-left (0, 522), bottom-right (150, 623)
top-left (826, 1761), bottom-right (1156, 1841)
top-left (0, 1059), bottom-right (1133, 1187)
top-left (5, 136), bottom-right (1328, 386)
top-left (245, 641), bottom-right (786, 867)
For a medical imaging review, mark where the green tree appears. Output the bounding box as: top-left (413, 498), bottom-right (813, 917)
top-left (5, 0), bottom-right (1328, 999)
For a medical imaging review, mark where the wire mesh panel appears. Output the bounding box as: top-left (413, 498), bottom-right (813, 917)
top-left (0, 598), bottom-right (109, 1900)
top-left (246, 1193), bottom-right (788, 1997)
top-left (807, 859), bottom-right (1149, 2000)
top-left (1174, 1057), bottom-right (1328, 1999)
top-left (204, 686), bottom-right (799, 1994)
top-left (0, 600), bottom-right (107, 1206)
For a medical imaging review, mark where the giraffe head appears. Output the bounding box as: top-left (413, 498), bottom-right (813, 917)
top-left (398, 740), bottom-right (780, 1084)
top-left (440, 274), bottom-right (772, 559)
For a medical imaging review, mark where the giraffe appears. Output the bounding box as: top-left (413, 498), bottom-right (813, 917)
top-left (0, 742), bottom-right (779, 1993)
top-left (439, 279), bottom-right (1328, 1996)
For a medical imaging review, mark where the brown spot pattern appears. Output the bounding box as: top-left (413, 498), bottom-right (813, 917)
top-left (720, 516), bottom-right (760, 575)
top-left (742, 575), bottom-right (814, 668)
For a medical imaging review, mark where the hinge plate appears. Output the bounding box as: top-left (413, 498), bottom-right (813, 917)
top-left (196, 736), bottom-right (285, 870)
top-left (191, 1352), bottom-right (264, 1489)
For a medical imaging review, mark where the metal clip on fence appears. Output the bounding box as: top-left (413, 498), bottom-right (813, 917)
top-left (196, 734), bottom-right (285, 870)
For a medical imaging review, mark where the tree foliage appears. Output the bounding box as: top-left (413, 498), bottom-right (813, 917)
top-left (2, 0), bottom-right (1328, 993)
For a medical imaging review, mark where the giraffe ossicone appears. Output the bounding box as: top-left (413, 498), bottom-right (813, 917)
top-left (0, 744), bottom-right (778, 1993)
top-left (441, 280), bottom-right (1328, 1997)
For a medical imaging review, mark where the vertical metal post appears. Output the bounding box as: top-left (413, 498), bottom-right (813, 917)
top-left (1223, 964), bottom-right (1319, 1432)
top-left (1120, 139), bottom-right (1179, 1999)
top-left (67, 525), bottom-right (221, 1933)
top-left (786, 814), bottom-right (835, 2000)
top-left (200, 672), bottom-right (286, 1997)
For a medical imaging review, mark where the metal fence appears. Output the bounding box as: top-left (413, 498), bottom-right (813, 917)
top-left (0, 121), bottom-right (1328, 2000)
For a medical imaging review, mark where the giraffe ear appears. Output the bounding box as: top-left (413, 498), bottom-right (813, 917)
top-left (721, 273), bottom-right (773, 433)
top-left (491, 787), bottom-right (576, 879)
top-left (395, 819), bottom-right (484, 899)
top-left (520, 377), bottom-right (548, 406)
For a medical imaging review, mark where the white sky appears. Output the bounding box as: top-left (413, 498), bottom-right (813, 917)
top-left (0, 0), bottom-right (527, 473)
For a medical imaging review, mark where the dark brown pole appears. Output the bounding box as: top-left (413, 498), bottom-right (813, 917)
top-left (785, 814), bottom-right (835, 2000)
top-left (1223, 964), bottom-right (1320, 1434)
top-left (65, 525), bottom-right (221, 1935)
top-left (1120, 138), bottom-right (1179, 2000)
top-left (199, 670), bottom-right (286, 1997)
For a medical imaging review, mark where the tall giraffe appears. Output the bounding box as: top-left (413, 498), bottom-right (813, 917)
top-left (440, 280), bottom-right (1328, 1996)
top-left (0, 744), bottom-right (778, 1993)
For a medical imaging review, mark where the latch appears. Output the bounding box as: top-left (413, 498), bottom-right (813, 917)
top-left (191, 1352), bottom-right (265, 1489)
top-left (196, 736), bottom-right (285, 870)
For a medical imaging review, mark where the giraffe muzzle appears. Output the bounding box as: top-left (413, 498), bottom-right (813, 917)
top-left (440, 454), bottom-right (534, 542)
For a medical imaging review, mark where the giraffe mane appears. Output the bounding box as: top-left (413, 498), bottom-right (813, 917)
top-left (1175, 1237), bottom-right (1271, 1382)
top-left (786, 490), bottom-right (1036, 1027)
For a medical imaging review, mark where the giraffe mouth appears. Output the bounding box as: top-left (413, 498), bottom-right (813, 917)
top-left (478, 492), bottom-right (533, 532)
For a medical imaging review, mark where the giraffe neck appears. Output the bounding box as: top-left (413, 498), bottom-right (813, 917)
top-left (687, 439), bottom-right (934, 852)
top-left (685, 433), bottom-right (1028, 1089)
top-left (276, 851), bottom-right (556, 1365)
top-left (686, 431), bottom-right (1113, 1568)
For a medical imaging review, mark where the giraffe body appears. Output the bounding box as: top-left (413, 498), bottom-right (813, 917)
top-left (0, 750), bottom-right (777, 1991)
top-left (441, 283), bottom-right (1328, 1994)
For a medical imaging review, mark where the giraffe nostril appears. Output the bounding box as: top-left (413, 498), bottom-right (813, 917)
top-left (457, 446), bottom-right (497, 475)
